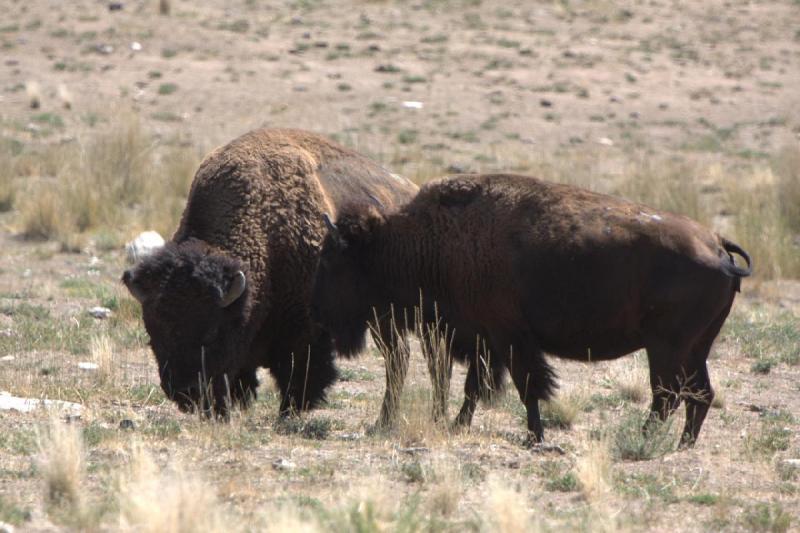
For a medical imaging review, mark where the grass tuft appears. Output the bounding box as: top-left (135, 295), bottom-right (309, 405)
top-left (612, 410), bottom-right (676, 461)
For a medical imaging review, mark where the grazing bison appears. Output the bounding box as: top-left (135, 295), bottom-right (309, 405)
top-left (122, 128), bottom-right (417, 417)
top-left (312, 173), bottom-right (751, 446)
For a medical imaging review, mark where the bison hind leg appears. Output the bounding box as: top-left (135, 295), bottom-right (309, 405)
top-left (679, 298), bottom-right (734, 447)
top-left (506, 339), bottom-right (558, 444)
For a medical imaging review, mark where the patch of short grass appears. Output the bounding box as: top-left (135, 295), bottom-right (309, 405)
top-left (741, 502), bottom-right (792, 532)
top-left (611, 410), bottom-right (676, 461)
top-left (0, 494), bottom-right (31, 526)
top-left (157, 83), bottom-right (178, 95)
top-left (724, 308), bottom-right (800, 366)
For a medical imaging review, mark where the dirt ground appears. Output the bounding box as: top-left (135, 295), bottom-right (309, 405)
top-left (0, 1), bottom-right (799, 531)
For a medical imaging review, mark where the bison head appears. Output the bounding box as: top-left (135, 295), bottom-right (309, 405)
top-left (122, 239), bottom-right (250, 415)
top-left (312, 206), bottom-right (386, 356)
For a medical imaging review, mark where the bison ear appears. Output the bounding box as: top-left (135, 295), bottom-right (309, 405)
top-left (218, 270), bottom-right (246, 308)
top-left (122, 269), bottom-right (148, 303)
top-left (337, 206), bottom-right (385, 247)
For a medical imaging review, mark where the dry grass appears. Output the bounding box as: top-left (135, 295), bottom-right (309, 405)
top-left (89, 333), bottom-right (115, 384)
top-left (485, 476), bottom-right (537, 533)
top-left (616, 156), bottom-right (710, 225)
top-left (14, 113), bottom-right (201, 246)
top-left (118, 444), bottom-right (232, 533)
top-left (576, 440), bottom-right (612, 502)
top-left (723, 147), bottom-right (800, 280)
top-left (36, 415), bottom-right (88, 526)
top-left (610, 353), bottom-right (650, 404)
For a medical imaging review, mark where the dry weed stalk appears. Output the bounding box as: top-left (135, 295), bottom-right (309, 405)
top-left (415, 301), bottom-right (454, 424)
top-left (576, 440), bottom-right (612, 502)
top-left (25, 80), bottom-right (41, 109)
top-left (369, 305), bottom-right (411, 430)
top-left (37, 415), bottom-right (86, 513)
top-left (90, 333), bottom-right (115, 384)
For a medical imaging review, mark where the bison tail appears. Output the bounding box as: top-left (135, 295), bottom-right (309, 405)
top-left (720, 237), bottom-right (752, 278)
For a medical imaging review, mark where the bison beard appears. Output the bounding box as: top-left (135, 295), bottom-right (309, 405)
top-left (312, 173), bottom-right (752, 447)
top-left (122, 128), bottom-right (417, 418)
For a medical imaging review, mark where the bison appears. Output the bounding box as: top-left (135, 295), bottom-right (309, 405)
top-left (312, 173), bottom-right (752, 446)
top-left (122, 128), bottom-right (417, 417)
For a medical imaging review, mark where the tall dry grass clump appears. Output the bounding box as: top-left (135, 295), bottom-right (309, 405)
top-left (416, 303), bottom-right (454, 424)
top-left (118, 444), bottom-right (232, 533)
top-left (576, 440), bottom-right (612, 502)
top-left (617, 157), bottom-right (710, 225)
top-left (15, 112), bottom-right (201, 246)
top-left (485, 476), bottom-right (538, 533)
top-left (37, 415), bottom-right (87, 521)
top-left (370, 306), bottom-right (412, 431)
top-left (0, 139), bottom-right (18, 212)
top-left (727, 162), bottom-right (800, 280)
top-left (90, 333), bottom-right (115, 384)
top-left (609, 352), bottom-right (650, 403)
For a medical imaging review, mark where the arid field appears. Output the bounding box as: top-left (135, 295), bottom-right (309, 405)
top-left (0, 1), bottom-right (799, 531)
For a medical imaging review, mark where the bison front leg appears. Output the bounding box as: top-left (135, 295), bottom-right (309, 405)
top-left (229, 367), bottom-right (259, 409)
top-left (273, 329), bottom-right (338, 417)
top-left (420, 332), bottom-right (453, 425)
top-left (375, 333), bottom-right (410, 431)
top-left (452, 360), bottom-right (479, 429)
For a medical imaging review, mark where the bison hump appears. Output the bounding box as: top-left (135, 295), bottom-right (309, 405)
top-left (427, 176), bottom-right (483, 207)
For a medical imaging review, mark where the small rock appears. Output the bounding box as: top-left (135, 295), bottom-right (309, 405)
top-left (108, 2), bottom-right (124, 10)
top-left (539, 98), bottom-right (552, 107)
top-left (609, 95), bottom-right (621, 103)
top-left (597, 137), bottom-right (614, 146)
top-left (629, 111), bottom-right (640, 119)
top-left (0, 520), bottom-right (16, 533)
top-left (446, 163), bottom-right (468, 174)
top-left (94, 44), bottom-right (114, 55)
top-left (130, 41), bottom-right (142, 51)
top-left (119, 419), bottom-right (135, 430)
top-left (398, 446), bottom-right (429, 454)
top-left (402, 100), bottom-right (423, 109)
top-left (78, 362), bottom-right (99, 370)
top-left (658, 102), bottom-right (669, 110)
top-left (125, 231), bottom-right (165, 264)
top-left (88, 306), bottom-right (112, 319)
top-left (0, 391), bottom-right (82, 417)
top-left (272, 458), bottom-right (296, 471)
top-left (0, 355), bottom-right (13, 361)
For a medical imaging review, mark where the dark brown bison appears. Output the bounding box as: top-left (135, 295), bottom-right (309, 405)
top-left (312, 173), bottom-right (751, 446)
top-left (122, 128), bottom-right (417, 417)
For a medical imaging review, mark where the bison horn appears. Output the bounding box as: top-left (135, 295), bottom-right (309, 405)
top-left (220, 270), bottom-right (246, 307)
top-left (323, 213), bottom-right (337, 233)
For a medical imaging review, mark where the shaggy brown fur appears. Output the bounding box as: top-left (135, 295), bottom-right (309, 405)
top-left (312, 173), bottom-right (751, 446)
top-left (123, 128), bottom-right (417, 416)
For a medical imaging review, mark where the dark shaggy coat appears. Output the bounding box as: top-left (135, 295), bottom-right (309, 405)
top-left (123, 128), bottom-right (417, 416)
top-left (312, 173), bottom-right (751, 445)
